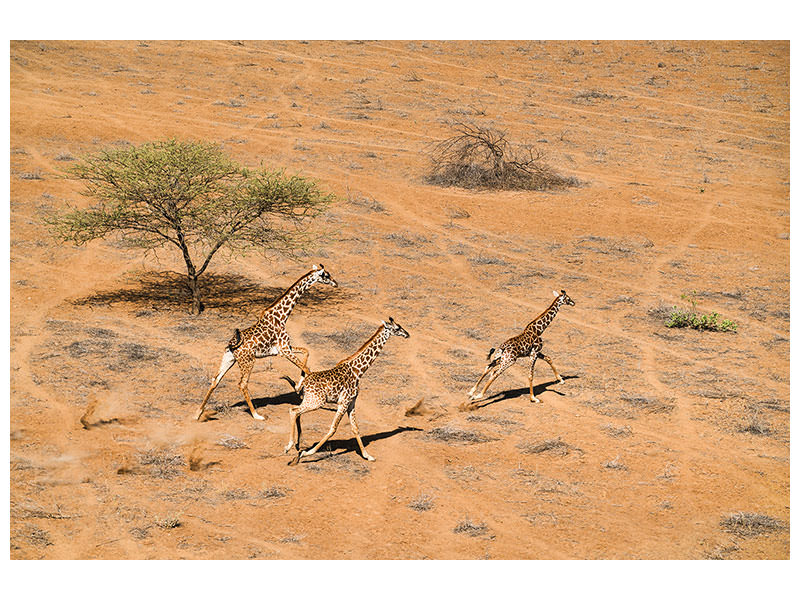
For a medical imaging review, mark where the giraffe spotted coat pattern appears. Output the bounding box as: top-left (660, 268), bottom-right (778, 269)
top-left (195, 265), bottom-right (338, 421)
top-left (283, 317), bottom-right (410, 462)
top-left (468, 290), bottom-right (575, 404)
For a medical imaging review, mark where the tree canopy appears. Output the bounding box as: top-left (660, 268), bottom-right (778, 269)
top-left (48, 139), bottom-right (335, 313)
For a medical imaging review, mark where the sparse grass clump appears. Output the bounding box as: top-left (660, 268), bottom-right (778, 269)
top-left (426, 122), bottom-right (578, 191)
top-left (453, 517), bottom-right (490, 537)
top-left (217, 434), bottom-right (248, 449)
top-left (408, 493), bottom-right (435, 512)
top-left (720, 512), bottom-right (785, 538)
top-left (517, 437), bottom-right (579, 456)
top-left (603, 455), bottom-right (628, 470)
top-left (601, 423), bottom-right (633, 437)
top-left (665, 292), bottom-right (737, 332)
top-left (428, 425), bottom-right (493, 445)
top-left (137, 448), bottom-right (185, 479)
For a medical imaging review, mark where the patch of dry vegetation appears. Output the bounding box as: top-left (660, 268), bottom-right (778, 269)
top-left (426, 122), bottom-right (578, 191)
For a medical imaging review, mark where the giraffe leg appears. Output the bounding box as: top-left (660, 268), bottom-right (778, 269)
top-left (300, 405), bottom-right (346, 459)
top-left (196, 349), bottom-right (236, 420)
top-left (347, 403), bottom-right (374, 461)
top-left (237, 357), bottom-right (265, 420)
top-left (529, 355), bottom-right (540, 403)
top-left (285, 403), bottom-right (316, 453)
top-left (292, 346), bottom-right (310, 373)
top-left (473, 358), bottom-right (514, 401)
top-left (468, 363), bottom-right (495, 399)
top-left (538, 352), bottom-right (564, 384)
top-left (279, 345), bottom-right (311, 376)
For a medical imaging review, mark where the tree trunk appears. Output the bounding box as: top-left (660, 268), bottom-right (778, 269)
top-left (188, 275), bottom-right (203, 315)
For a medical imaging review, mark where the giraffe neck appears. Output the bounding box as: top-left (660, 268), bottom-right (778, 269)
top-left (264, 270), bottom-right (317, 325)
top-left (526, 298), bottom-right (561, 335)
top-left (344, 325), bottom-right (391, 379)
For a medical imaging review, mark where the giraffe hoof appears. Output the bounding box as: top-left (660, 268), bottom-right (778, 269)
top-left (363, 454), bottom-right (376, 462)
top-left (559, 378), bottom-right (565, 385)
top-left (252, 412), bottom-right (266, 421)
top-left (531, 397), bottom-right (541, 403)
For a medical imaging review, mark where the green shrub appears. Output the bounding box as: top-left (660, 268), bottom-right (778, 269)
top-left (665, 292), bottom-right (738, 332)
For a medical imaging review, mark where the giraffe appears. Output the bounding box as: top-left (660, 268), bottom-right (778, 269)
top-left (195, 265), bottom-right (338, 421)
top-left (467, 290), bottom-right (575, 404)
top-left (283, 317), bottom-right (410, 462)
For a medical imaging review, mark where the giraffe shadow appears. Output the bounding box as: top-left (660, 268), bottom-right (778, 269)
top-left (295, 426), bottom-right (423, 463)
top-left (463, 375), bottom-right (580, 411)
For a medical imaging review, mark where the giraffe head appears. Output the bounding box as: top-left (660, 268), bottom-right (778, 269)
top-left (312, 264), bottom-right (338, 287)
top-left (382, 316), bottom-right (410, 338)
top-left (552, 289), bottom-right (575, 306)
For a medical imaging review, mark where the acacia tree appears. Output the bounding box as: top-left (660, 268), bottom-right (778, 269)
top-left (48, 139), bottom-right (335, 314)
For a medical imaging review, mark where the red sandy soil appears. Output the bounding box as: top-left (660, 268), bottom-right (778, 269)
top-left (10, 40), bottom-right (789, 559)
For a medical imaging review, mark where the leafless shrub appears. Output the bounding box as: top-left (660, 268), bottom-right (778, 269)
top-left (720, 512), bottom-right (785, 538)
top-left (54, 152), bottom-right (76, 161)
top-left (512, 468), bottom-right (580, 495)
top-left (408, 493), bottom-right (435, 512)
top-left (19, 171), bottom-right (44, 180)
top-left (426, 122), bottom-right (578, 191)
top-left (428, 425), bottom-right (493, 445)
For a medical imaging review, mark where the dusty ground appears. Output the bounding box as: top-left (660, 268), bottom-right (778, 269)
top-left (9, 40), bottom-right (789, 559)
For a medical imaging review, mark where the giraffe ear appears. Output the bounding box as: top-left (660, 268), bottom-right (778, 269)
top-left (312, 264), bottom-right (319, 270)
top-left (381, 320), bottom-right (388, 327)
top-left (553, 290), bottom-right (559, 297)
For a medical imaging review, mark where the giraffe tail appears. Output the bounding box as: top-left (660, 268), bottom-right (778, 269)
top-left (280, 374), bottom-right (305, 394)
top-left (227, 328), bottom-right (243, 350)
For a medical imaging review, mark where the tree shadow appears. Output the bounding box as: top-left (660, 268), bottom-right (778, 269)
top-left (292, 426), bottom-right (424, 464)
top-left (71, 270), bottom-right (354, 313)
top-left (461, 374), bottom-right (580, 411)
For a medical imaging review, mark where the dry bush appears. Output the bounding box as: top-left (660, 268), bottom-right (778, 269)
top-left (720, 512), bottom-right (785, 538)
top-left (426, 122), bottom-right (578, 191)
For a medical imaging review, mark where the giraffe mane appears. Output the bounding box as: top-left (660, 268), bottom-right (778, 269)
top-left (264, 268), bottom-right (317, 311)
top-left (340, 324), bottom-right (385, 363)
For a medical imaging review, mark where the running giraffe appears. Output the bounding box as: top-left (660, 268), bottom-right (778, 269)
top-left (468, 290), bottom-right (575, 404)
top-left (283, 317), bottom-right (410, 462)
top-left (195, 265), bottom-right (338, 421)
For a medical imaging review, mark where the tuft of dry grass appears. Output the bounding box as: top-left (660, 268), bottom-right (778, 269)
top-left (136, 448), bottom-right (185, 479)
top-left (720, 512), bottom-right (785, 538)
top-left (517, 437), bottom-right (581, 456)
top-left (453, 517), bottom-right (490, 537)
top-left (600, 423), bottom-right (633, 437)
top-left (428, 425), bottom-right (493, 445)
top-left (408, 493), bottom-right (435, 512)
top-left (217, 434), bottom-right (248, 449)
top-left (603, 455), bottom-right (628, 470)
